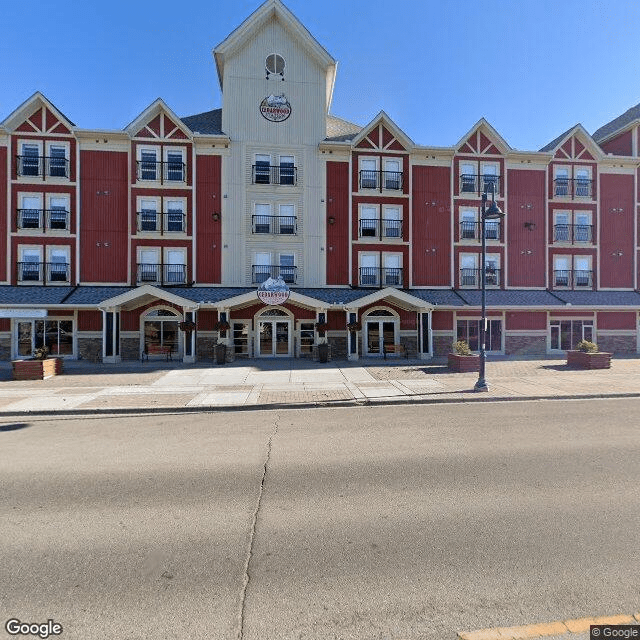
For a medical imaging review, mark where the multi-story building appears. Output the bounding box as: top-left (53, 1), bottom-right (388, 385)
top-left (1, 0), bottom-right (640, 363)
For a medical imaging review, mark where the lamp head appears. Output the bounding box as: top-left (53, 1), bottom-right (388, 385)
top-left (484, 199), bottom-right (504, 220)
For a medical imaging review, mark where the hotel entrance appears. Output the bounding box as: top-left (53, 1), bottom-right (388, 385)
top-left (256, 309), bottom-right (292, 357)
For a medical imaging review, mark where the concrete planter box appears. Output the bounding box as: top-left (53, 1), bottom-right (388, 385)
top-left (566, 350), bottom-right (612, 369)
top-left (448, 353), bottom-right (480, 372)
top-left (12, 358), bottom-right (63, 380)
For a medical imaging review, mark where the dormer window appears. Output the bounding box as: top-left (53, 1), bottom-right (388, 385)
top-left (265, 53), bottom-right (285, 79)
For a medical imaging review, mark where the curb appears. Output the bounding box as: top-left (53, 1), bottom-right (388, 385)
top-left (2, 391), bottom-right (640, 419)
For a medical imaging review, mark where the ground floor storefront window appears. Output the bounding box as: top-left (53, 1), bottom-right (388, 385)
top-left (17, 319), bottom-right (73, 357)
top-left (457, 319), bottom-right (502, 352)
top-left (142, 310), bottom-right (179, 354)
top-left (550, 319), bottom-right (593, 351)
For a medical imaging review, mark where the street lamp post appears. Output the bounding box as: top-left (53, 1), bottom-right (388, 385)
top-left (474, 190), bottom-right (505, 392)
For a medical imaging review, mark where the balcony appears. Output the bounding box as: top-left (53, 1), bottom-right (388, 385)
top-left (136, 263), bottom-right (187, 285)
top-left (136, 212), bottom-right (186, 233)
top-left (16, 155), bottom-right (69, 178)
top-left (553, 178), bottom-right (593, 199)
top-left (358, 170), bottom-right (403, 191)
top-left (136, 160), bottom-right (186, 183)
top-left (553, 269), bottom-right (593, 289)
top-left (252, 215), bottom-right (297, 234)
top-left (553, 224), bottom-right (593, 243)
top-left (17, 262), bottom-right (70, 284)
top-left (358, 267), bottom-right (404, 288)
top-left (252, 265), bottom-right (297, 284)
top-left (252, 164), bottom-right (297, 186)
top-left (459, 220), bottom-right (501, 241)
top-left (359, 218), bottom-right (403, 240)
top-left (459, 268), bottom-right (501, 288)
top-left (17, 209), bottom-right (70, 231)
top-left (459, 174), bottom-right (501, 196)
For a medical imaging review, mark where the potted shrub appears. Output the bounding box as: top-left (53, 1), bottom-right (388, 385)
top-left (12, 346), bottom-right (63, 380)
top-left (178, 320), bottom-right (197, 332)
top-left (447, 340), bottom-right (480, 372)
top-left (214, 320), bottom-right (230, 332)
top-left (346, 321), bottom-right (362, 332)
top-left (214, 341), bottom-right (227, 365)
top-left (567, 340), bottom-right (611, 369)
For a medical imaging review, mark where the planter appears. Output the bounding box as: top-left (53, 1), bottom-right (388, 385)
top-left (214, 343), bottom-right (227, 365)
top-left (12, 358), bottom-right (63, 381)
top-left (566, 350), bottom-right (611, 369)
top-left (317, 343), bottom-right (329, 363)
top-left (448, 353), bottom-right (480, 373)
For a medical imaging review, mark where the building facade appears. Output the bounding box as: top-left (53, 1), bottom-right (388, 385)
top-left (1, 0), bottom-right (640, 363)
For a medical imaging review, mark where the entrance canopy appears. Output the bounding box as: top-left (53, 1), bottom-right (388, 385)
top-left (97, 285), bottom-right (200, 312)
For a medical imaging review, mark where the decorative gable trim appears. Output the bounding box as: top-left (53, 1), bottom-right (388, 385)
top-left (125, 99), bottom-right (193, 140)
top-left (455, 118), bottom-right (511, 155)
top-left (1, 92), bottom-right (75, 135)
top-left (350, 111), bottom-right (413, 152)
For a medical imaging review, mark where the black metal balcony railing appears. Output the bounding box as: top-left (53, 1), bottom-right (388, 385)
top-left (553, 269), bottom-right (593, 288)
top-left (136, 263), bottom-right (187, 285)
top-left (460, 268), bottom-right (501, 287)
top-left (359, 218), bottom-right (403, 239)
top-left (459, 174), bottom-right (501, 196)
top-left (252, 164), bottom-right (297, 186)
top-left (459, 220), bottom-right (501, 240)
top-left (16, 209), bottom-right (70, 231)
top-left (17, 262), bottom-right (70, 284)
top-left (137, 212), bottom-right (186, 233)
top-left (553, 224), bottom-right (593, 243)
top-left (252, 265), bottom-right (297, 284)
top-left (252, 215), bottom-right (297, 234)
top-left (358, 170), bottom-right (403, 191)
top-left (553, 178), bottom-right (593, 198)
top-left (358, 267), bottom-right (404, 288)
top-left (136, 160), bottom-right (186, 182)
top-left (16, 155), bottom-right (70, 178)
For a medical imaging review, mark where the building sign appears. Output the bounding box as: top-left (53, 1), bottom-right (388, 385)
top-left (0, 309), bottom-right (47, 318)
top-left (257, 277), bottom-right (290, 305)
top-left (259, 94), bottom-right (292, 122)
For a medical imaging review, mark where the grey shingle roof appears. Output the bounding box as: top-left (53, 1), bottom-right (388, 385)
top-left (454, 289), bottom-right (565, 307)
top-left (408, 290), bottom-right (467, 306)
top-left (63, 287), bottom-right (134, 305)
top-left (0, 286), bottom-right (76, 304)
top-left (551, 291), bottom-right (640, 306)
top-left (325, 115), bottom-right (361, 142)
top-left (539, 125), bottom-right (579, 152)
top-left (593, 103), bottom-right (640, 143)
top-left (180, 109), bottom-right (223, 135)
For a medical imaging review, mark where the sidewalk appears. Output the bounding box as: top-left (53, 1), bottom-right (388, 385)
top-left (0, 356), bottom-right (639, 416)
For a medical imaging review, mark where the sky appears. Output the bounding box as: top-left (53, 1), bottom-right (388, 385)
top-left (1, 0), bottom-right (640, 150)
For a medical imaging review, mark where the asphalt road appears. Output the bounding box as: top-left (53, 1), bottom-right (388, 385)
top-left (0, 399), bottom-right (638, 640)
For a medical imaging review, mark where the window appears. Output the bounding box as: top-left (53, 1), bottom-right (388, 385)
top-left (48, 145), bottom-right (67, 178)
top-left (457, 319), bottom-right (502, 352)
top-left (279, 254), bottom-right (295, 283)
top-left (164, 249), bottom-right (186, 284)
top-left (383, 159), bottom-right (402, 190)
top-left (138, 249), bottom-right (160, 283)
top-left (360, 205), bottom-right (378, 238)
top-left (254, 252), bottom-right (271, 283)
top-left (360, 158), bottom-right (378, 189)
top-left (554, 167), bottom-right (569, 196)
top-left (47, 247), bottom-right (70, 282)
top-left (360, 254), bottom-right (379, 286)
top-left (574, 256), bottom-right (592, 287)
top-left (48, 196), bottom-right (69, 230)
top-left (383, 254), bottom-right (402, 286)
top-left (254, 203), bottom-right (272, 233)
top-left (165, 150), bottom-right (185, 182)
top-left (279, 155), bottom-right (295, 185)
top-left (19, 247), bottom-right (42, 282)
top-left (574, 212), bottom-right (592, 242)
top-left (460, 163), bottom-right (476, 193)
top-left (554, 211), bottom-right (570, 241)
top-left (383, 206), bottom-right (401, 238)
top-left (553, 256), bottom-right (571, 286)
top-left (299, 322), bottom-right (315, 355)
top-left (574, 168), bottom-right (590, 197)
top-left (550, 319), bottom-right (593, 351)
top-left (278, 204), bottom-right (295, 234)
top-left (140, 149), bottom-right (158, 180)
top-left (485, 256), bottom-right (500, 286)
top-left (460, 254), bottom-right (478, 286)
top-left (460, 208), bottom-right (477, 239)
top-left (20, 143), bottom-right (41, 177)
top-left (254, 155), bottom-right (271, 184)
top-left (265, 53), bottom-right (285, 78)
top-left (481, 164), bottom-right (498, 195)
top-left (19, 195), bottom-right (42, 229)
top-left (165, 200), bottom-right (185, 232)
top-left (139, 199), bottom-right (159, 231)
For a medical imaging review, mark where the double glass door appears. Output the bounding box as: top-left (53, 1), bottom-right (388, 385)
top-left (365, 320), bottom-right (396, 356)
top-left (258, 320), bottom-right (291, 356)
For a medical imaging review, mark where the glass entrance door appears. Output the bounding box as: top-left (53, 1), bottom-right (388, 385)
top-left (258, 320), bottom-right (291, 356)
top-left (365, 319), bottom-right (396, 356)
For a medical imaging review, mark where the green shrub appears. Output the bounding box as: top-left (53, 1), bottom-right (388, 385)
top-left (452, 340), bottom-right (472, 356)
top-left (576, 340), bottom-right (598, 353)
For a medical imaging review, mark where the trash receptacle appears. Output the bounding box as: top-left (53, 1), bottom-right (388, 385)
top-left (317, 342), bottom-right (329, 363)
top-left (215, 343), bottom-right (226, 365)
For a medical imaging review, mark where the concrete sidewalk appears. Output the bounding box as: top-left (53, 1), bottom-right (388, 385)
top-left (0, 356), bottom-right (639, 416)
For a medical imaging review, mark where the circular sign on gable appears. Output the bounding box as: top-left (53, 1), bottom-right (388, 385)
top-left (260, 94), bottom-right (292, 122)
top-left (257, 276), bottom-right (291, 305)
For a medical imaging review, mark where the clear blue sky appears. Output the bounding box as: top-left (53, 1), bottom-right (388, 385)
top-left (2, 0), bottom-right (640, 150)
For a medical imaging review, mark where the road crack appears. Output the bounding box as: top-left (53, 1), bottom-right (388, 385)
top-left (237, 413), bottom-right (280, 640)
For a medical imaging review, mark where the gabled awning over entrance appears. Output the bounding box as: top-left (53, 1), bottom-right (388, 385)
top-left (98, 285), bottom-right (200, 312)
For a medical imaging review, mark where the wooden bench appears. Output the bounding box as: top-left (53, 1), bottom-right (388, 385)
top-left (383, 343), bottom-right (408, 359)
top-left (141, 344), bottom-right (173, 361)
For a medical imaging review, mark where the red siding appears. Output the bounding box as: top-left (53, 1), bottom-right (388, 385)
top-left (601, 131), bottom-right (633, 156)
top-left (597, 311), bottom-right (636, 330)
top-left (412, 165), bottom-right (451, 286)
top-left (505, 311), bottom-right (547, 330)
top-left (195, 155), bottom-right (221, 283)
top-left (80, 150), bottom-right (129, 283)
top-left (507, 169), bottom-right (546, 287)
top-left (326, 161), bottom-right (349, 285)
top-left (599, 173), bottom-right (634, 288)
top-left (0, 146), bottom-right (6, 281)
top-left (432, 310), bottom-right (453, 330)
top-left (197, 309), bottom-right (218, 330)
top-left (77, 310), bottom-right (102, 331)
